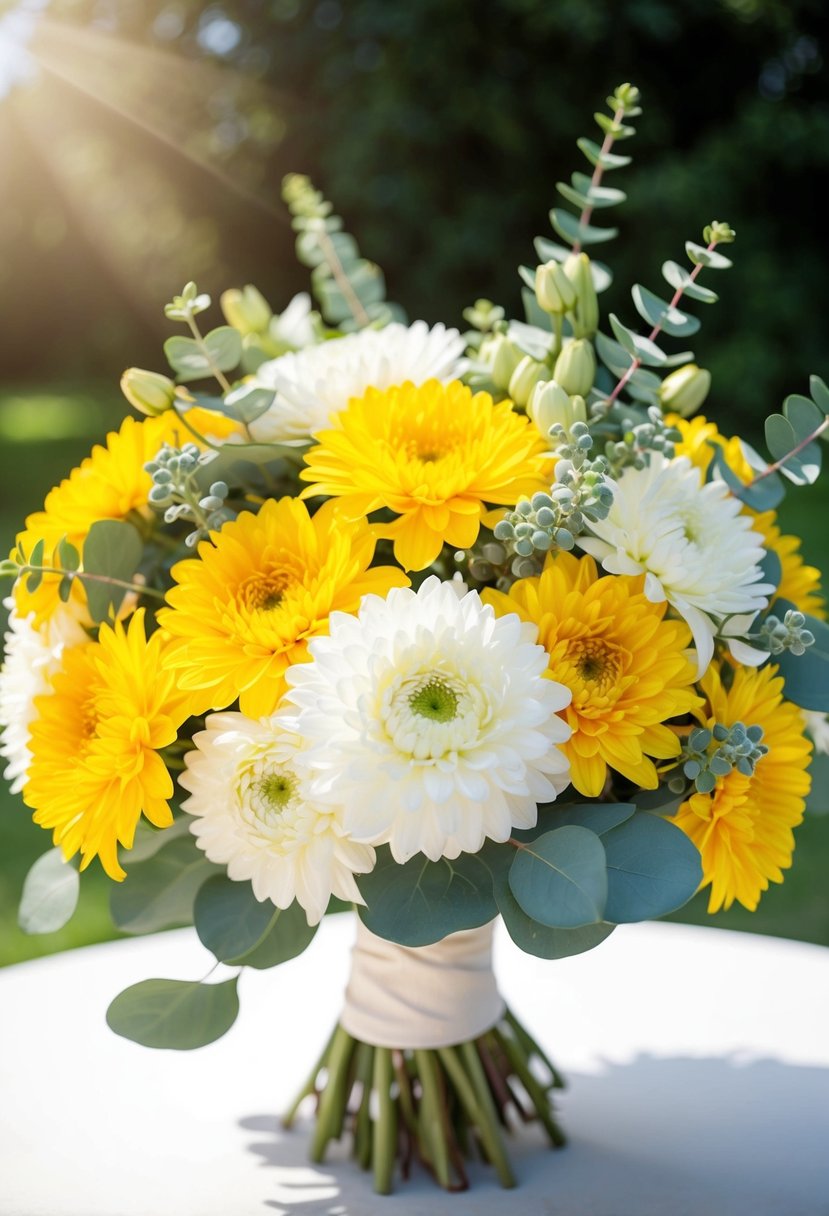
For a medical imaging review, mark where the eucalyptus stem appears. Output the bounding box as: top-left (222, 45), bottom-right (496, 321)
top-left (11, 564), bottom-right (166, 602)
top-left (316, 226), bottom-right (371, 328)
top-left (740, 414), bottom-right (829, 491)
top-left (572, 103), bottom-right (626, 253)
top-left (185, 314), bottom-right (233, 394)
top-left (602, 238), bottom-right (718, 410)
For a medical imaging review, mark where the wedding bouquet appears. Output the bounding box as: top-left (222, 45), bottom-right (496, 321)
top-left (3, 84), bottom-right (828, 1195)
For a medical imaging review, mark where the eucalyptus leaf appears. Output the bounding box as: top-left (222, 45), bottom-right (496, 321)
top-left (809, 375), bottom-right (829, 416)
top-left (164, 336), bottom-right (212, 381)
top-left (784, 394), bottom-right (824, 443)
top-left (18, 848), bottom-right (80, 935)
top-left (685, 242), bottom-right (733, 270)
top-left (521, 287), bottom-right (553, 330)
top-left (508, 320), bottom-right (553, 361)
top-left (631, 284), bottom-right (700, 338)
top-left (81, 519), bottom-right (144, 623)
top-left (570, 173), bottom-right (626, 206)
top-left (760, 547), bottom-right (783, 590)
top-left (661, 261), bottom-right (718, 303)
top-left (508, 826), bottom-right (607, 928)
top-left (57, 537), bottom-right (80, 572)
top-left (602, 813), bottom-right (702, 923)
top-left (519, 801), bottom-right (635, 839)
top-left (203, 326), bottom-right (243, 373)
top-left (608, 314), bottom-right (669, 367)
top-left (576, 137), bottom-right (631, 170)
top-left (126, 816), bottom-right (193, 864)
top-left (356, 846), bottom-right (497, 946)
top-left (498, 880), bottom-right (615, 959)
top-left (550, 208), bottom-right (618, 247)
top-left (107, 977), bottom-right (239, 1050)
top-left (110, 835), bottom-right (221, 934)
top-left (194, 875), bottom-right (317, 968)
top-left (632, 786), bottom-right (686, 816)
top-left (222, 383), bottom-right (275, 425)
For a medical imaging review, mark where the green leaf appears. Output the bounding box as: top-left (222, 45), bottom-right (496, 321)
top-left (222, 383), bottom-right (275, 425)
top-left (79, 527), bottom-right (139, 613)
top-left (521, 287), bottom-right (552, 331)
top-left (57, 537), bottom-right (80, 571)
top-left (508, 826), bottom-right (607, 928)
top-left (203, 326), bottom-right (243, 373)
top-left (550, 208), bottom-right (618, 248)
top-left (576, 137), bottom-right (631, 170)
top-left (58, 576), bottom-right (73, 602)
top-left (631, 284), bottom-right (700, 338)
top-left (661, 261), bottom-right (718, 303)
top-left (685, 241), bottom-right (733, 270)
top-left (519, 801), bottom-right (635, 839)
top-left (760, 546), bottom-right (783, 590)
top-left (164, 335), bottom-right (211, 380)
top-left (765, 413), bottom-right (821, 485)
top-left (632, 786), bottom-right (686, 816)
top-left (774, 600), bottom-right (829, 712)
top-left (18, 848), bottom-right (80, 935)
top-left (602, 813), bottom-right (702, 923)
top-left (608, 314), bottom-right (669, 367)
top-left (26, 538), bottom-right (44, 593)
top-left (107, 977), bottom-right (239, 1050)
top-left (126, 816), bottom-right (192, 864)
top-left (193, 876), bottom-right (317, 968)
top-left (709, 445), bottom-right (784, 511)
top-left (517, 264), bottom-right (536, 291)
top-left (784, 394), bottom-right (825, 444)
top-left (809, 375), bottom-right (829, 415)
top-left (110, 835), bottom-right (221, 934)
top-left (571, 173), bottom-right (626, 206)
top-left (296, 229), bottom-right (359, 269)
top-left (356, 846), bottom-right (498, 947)
top-left (81, 519), bottom-right (143, 623)
top-left (555, 182), bottom-right (591, 210)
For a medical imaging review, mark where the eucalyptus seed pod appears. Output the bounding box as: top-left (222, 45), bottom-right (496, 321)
top-left (553, 338), bottom-right (596, 397)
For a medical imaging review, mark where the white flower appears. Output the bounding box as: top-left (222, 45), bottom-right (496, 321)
top-left (284, 577), bottom-right (572, 864)
top-left (578, 454), bottom-right (773, 674)
top-left (804, 710), bottom-right (829, 756)
top-left (179, 712), bottom-right (375, 924)
top-left (0, 600), bottom-right (88, 793)
top-left (270, 292), bottom-right (317, 350)
top-left (252, 320), bottom-right (466, 443)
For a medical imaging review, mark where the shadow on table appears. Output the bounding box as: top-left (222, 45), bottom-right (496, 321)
top-left (239, 1054), bottom-right (829, 1216)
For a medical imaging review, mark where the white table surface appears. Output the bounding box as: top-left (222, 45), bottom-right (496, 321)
top-left (1, 915), bottom-right (828, 1216)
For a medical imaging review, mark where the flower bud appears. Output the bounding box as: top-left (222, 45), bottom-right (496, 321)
top-left (120, 368), bottom-right (177, 417)
top-left (508, 355), bottom-right (551, 408)
top-left (553, 339), bottom-right (596, 397)
top-left (527, 379), bottom-right (571, 435)
top-left (486, 333), bottom-right (523, 391)
top-left (535, 260), bottom-right (577, 315)
top-left (563, 252), bottom-right (599, 338)
top-left (220, 285), bottom-right (272, 335)
top-left (659, 363), bottom-right (711, 417)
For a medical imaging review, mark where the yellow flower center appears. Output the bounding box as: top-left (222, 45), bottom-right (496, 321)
top-left (568, 638), bottom-right (623, 692)
top-left (238, 569), bottom-right (297, 613)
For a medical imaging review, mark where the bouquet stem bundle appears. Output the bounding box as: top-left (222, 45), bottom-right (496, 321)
top-left (284, 1007), bottom-right (565, 1193)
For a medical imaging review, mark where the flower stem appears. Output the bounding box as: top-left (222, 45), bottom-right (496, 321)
top-left (14, 564), bottom-right (166, 602)
top-left (572, 104), bottom-right (626, 254)
top-left (316, 226), bottom-right (371, 329)
top-left (372, 1047), bottom-right (397, 1194)
top-left (185, 315), bottom-right (233, 394)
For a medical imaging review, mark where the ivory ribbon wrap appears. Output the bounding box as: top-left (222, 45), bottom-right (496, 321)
top-left (340, 919), bottom-right (505, 1049)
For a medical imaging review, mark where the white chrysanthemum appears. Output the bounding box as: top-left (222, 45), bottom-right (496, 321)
top-left (284, 577), bottom-right (572, 864)
top-left (252, 320), bottom-right (466, 443)
top-left (179, 712), bottom-right (375, 924)
top-left (804, 710), bottom-right (829, 756)
top-left (578, 454), bottom-right (773, 675)
top-left (0, 600), bottom-right (88, 793)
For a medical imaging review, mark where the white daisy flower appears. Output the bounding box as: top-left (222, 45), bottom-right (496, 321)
top-left (179, 712), bottom-right (375, 925)
top-left (284, 577), bottom-right (572, 864)
top-left (804, 710), bottom-right (829, 756)
top-left (270, 292), bottom-right (317, 350)
top-left (0, 600), bottom-right (88, 793)
top-left (252, 320), bottom-right (466, 443)
top-left (578, 453), bottom-right (773, 675)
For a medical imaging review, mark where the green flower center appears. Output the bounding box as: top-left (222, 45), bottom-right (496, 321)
top-left (256, 771), bottom-right (297, 812)
top-left (408, 677), bottom-right (460, 723)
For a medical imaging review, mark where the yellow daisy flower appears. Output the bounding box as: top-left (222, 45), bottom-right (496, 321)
top-left (158, 497), bottom-right (409, 718)
top-left (674, 662), bottom-right (812, 913)
top-left (23, 609), bottom-right (190, 880)
top-left (483, 552), bottom-right (701, 797)
top-left (671, 413), bottom-right (825, 619)
top-left (299, 379), bottom-right (548, 571)
top-left (15, 409), bottom-right (239, 625)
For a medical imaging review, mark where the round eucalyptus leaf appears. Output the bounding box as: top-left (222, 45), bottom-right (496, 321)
top-left (106, 977), bottom-right (239, 1050)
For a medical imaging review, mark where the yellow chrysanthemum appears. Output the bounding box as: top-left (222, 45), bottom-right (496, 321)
top-left (671, 413), bottom-right (825, 619)
top-left (15, 409), bottom-right (239, 625)
top-left (159, 497), bottom-right (409, 718)
top-left (483, 552), bottom-right (701, 797)
top-left (299, 379), bottom-right (548, 571)
top-left (23, 609), bottom-right (190, 880)
top-left (674, 662), bottom-right (811, 913)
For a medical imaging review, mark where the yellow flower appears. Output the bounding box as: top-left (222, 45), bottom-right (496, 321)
top-left (674, 662), bottom-right (811, 913)
top-left (23, 610), bottom-right (189, 880)
top-left (158, 497), bottom-right (409, 718)
top-left (299, 379), bottom-right (548, 571)
top-left (483, 552), bottom-right (701, 796)
top-left (14, 409), bottom-right (239, 625)
top-left (671, 413), bottom-right (825, 619)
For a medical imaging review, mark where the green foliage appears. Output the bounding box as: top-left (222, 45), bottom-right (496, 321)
top-left (106, 976), bottom-right (240, 1050)
top-left (508, 826), bottom-right (607, 928)
top-left (81, 519), bottom-right (144, 623)
top-left (602, 813), bottom-right (703, 923)
top-left (356, 846), bottom-right (498, 946)
top-left (17, 848), bottom-right (80, 935)
top-left (773, 598), bottom-right (829, 712)
top-left (164, 327), bottom-right (242, 382)
top-left (282, 173), bottom-right (404, 332)
top-left (109, 833), bottom-right (220, 934)
top-left (194, 875), bottom-right (317, 968)
top-left (763, 386), bottom-right (826, 485)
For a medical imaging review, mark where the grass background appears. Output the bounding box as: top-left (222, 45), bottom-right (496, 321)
top-left (1, 386), bottom-right (828, 967)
